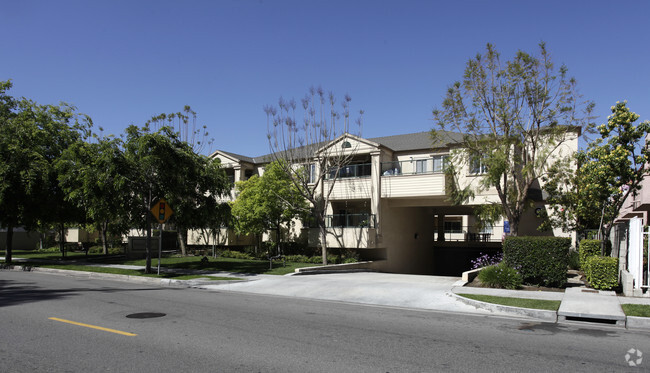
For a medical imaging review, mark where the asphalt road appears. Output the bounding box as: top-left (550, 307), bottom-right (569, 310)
top-left (1, 271), bottom-right (649, 372)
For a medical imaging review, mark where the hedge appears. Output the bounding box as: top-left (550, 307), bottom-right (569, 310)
top-left (503, 236), bottom-right (570, 287)
top-left (584, 256), bottom-right (619, 290)
top-left (579, 239), bottom-right (601, 268)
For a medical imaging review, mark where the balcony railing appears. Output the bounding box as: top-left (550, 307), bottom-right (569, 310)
top-left (381, 156), bottom-right (446, 176)
top-left (433, 225), bottom-right (504, 242)
top-left (326, 213), bottom-right (376, 228)
top-left (326, 163), bottom-right (372, 179)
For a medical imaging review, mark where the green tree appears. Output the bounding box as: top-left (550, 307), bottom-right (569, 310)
top-left (0, 80), bottom-right (90, 263)
top-left (123, 123), bottom-right (230, 272)
top-left (57, 135), bottom-right (133, 254)
top-left (231, 160), bottom-right (308, 254)
top-left (544, 102), bottom-right (650, 246)
top-left (431, 43), bottom-right (594, 235)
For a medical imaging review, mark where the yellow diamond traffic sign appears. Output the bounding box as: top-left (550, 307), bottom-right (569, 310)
top-left (151, 198), bottom-right (173, 224)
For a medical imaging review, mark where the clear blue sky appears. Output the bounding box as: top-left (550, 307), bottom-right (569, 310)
top-left (2, 0), bottom-right (649, 156)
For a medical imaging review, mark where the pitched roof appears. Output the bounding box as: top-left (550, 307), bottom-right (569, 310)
top-left (213, 150), bottom-right (256, 164)
top-left (215, 130), bottom-right (464, 165)
top-left (368, 130), bottom-right (463, 151)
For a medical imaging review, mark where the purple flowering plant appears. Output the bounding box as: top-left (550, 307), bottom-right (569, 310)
top-left (470, 252), bottom-right (503, 269)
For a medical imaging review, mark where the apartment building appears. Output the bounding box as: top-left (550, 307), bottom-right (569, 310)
top-left (197, 130), bottom-right (576, 275)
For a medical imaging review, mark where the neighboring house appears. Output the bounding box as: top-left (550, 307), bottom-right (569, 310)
top-left (196, 130), bottom-right (577, 275)
top-left (0, 227), bottom-right (41, 250)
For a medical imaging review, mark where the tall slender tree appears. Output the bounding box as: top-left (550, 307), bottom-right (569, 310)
top-left (544, 102), bottom-right (650, 247)
top-left (431, 43), bottom-right (594, 235)
top-left (265, 86), bottom-right (363, 264)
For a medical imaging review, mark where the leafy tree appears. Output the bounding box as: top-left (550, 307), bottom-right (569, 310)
top-left (57, 135), bottom-right (133, 254)
top-left (231, 160), bottom-right (308, 254)
top-left (431, 43), bottom-right (594, 236)
top-left (0, 80), bottom-right (90, 263)
top-left (544, 102), bottom-right (650, 247)
top-left (146, 105), bottom-right (214, 154)
top-left (264, 87), bottom-right (363, 264)
top-left (164, 146), bottom-right (230, 256)
top-left (123, 123), bottom-right (230, 272)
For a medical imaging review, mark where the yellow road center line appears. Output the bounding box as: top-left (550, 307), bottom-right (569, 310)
top-left (48, 317), bottom-right (137, 337)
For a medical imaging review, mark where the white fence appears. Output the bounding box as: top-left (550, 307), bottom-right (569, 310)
top-left (626, 217), bottom-right (649, 290)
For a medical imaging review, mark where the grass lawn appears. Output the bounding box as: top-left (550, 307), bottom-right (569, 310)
top-left (621, 304), bottom-right (650, 318)
top-left (15, 262), bottom-right (243, 281)
top-left (457, 293), bottom-right (561, 311)
top-left (10, 249), bottom-right (110, 261)
top-left (118, 256), bottom-right (315, 275)
top-left (5, 250), bottom-right (319, 276)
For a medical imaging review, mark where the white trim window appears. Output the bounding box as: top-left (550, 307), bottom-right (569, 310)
top-left (415, 159), bottom-right (428, 174)
top-left (432, 155), bottom-right (447, 173)
top-left (470, 155), bottom-right (488, 175)
top-left (308, 163), bottom-right (316, 184)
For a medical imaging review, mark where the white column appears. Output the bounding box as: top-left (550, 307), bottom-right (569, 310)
top-left (371, 151), bottom-right (381, 234)
top-left (629, 217), bottom-right (643, 290)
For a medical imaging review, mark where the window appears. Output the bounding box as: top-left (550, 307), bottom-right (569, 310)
top-left (479, 223), bottom-right (493, 234)
top-left (415, 159), bottom-right (428, 174)
top-left (444, 221), bottom-right (462, 233)
top-left (470, 155), bottom-right (488, 175)
top-left (432, 155), bottom-right (446, 173)
top-left (308, 164), bottom-right (316, 184)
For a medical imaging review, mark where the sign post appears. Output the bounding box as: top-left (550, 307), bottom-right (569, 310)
top-left (150, 198), bottom-right (173, 275)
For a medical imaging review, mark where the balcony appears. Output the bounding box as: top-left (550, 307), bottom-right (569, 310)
top-left (326, 163), bottom-right (372, 179)
top-left (433, 225), bottom-right (504, 243)
top-left (380, 158), bottom-right (447, 198)
top-left (326, 213), bottom-right (376, 228)
top-left (381, 157), bottom-right (446, 176)
top-left (308, 214), bottom-right (376, 249)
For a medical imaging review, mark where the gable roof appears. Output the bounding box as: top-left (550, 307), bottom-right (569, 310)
top-left (368, 130), bottom-right (463, 151)
top-left (214, 130), bottom-right (464, 165)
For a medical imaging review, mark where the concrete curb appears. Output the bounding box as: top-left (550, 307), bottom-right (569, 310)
top-left (449, 292), bottom-right (558, 322)
top-left (293, 261), bottom-right (380, 275)
top-left (626, 316), bottom-right (650, 330)
top-left (4, 265), bottom-right (247, 287)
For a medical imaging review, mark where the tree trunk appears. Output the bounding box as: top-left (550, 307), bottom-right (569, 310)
top-left (276, 226), bottom-right (282, 256)
top-left (177, 229), bottom-right (187, 256)
top-left (319, 215), bottom-right (328, 265)
top-left (4, 224), bottom-right (13, 264)
top-left (101, 221), bottom-right (108, 255)
top-left (59, 224), bottom-right (66, 259)
top-left (510, 219), bottom-right (519, 238)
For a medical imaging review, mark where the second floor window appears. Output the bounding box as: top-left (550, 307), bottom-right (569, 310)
top-left (470, 155), bottom-right (488, 175)
top-left (415, 159), bottom-right (428, 174)
top-left (308, 164), bottom-right (316, 184)
top-left (432, 155), bottom-right (446, 173)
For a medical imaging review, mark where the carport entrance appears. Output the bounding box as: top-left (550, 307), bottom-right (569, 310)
top-left (432, 242), bottom-right (502, 276)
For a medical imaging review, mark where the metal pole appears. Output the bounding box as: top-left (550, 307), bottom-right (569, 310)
top-left (157, 223), bottom-right (163, 275)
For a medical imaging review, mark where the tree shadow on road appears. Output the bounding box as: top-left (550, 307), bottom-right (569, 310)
top-left (0, 277), bottom-right (171, 309)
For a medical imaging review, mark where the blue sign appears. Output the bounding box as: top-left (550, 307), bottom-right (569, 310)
top-left (504, 221), bottom-right (510, 234)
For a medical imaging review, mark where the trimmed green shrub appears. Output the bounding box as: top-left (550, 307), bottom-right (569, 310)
top-left (219, 250), bottom-right (255, 260)
top-left (37, 247), bottom-right (60, 253)
top-left (579, 239), bottom-right (601, 268)
top-left (584, 256), bottom-right (619, 290)
top-left (503, 236), bottom-right (570, 287)
top-left (285, 254), bottom-right (310, 263)
top-left (478, 262), bottom-right (522, 289)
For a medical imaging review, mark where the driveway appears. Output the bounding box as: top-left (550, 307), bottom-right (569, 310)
top-left (199, 271), bottom-right (511, 316)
